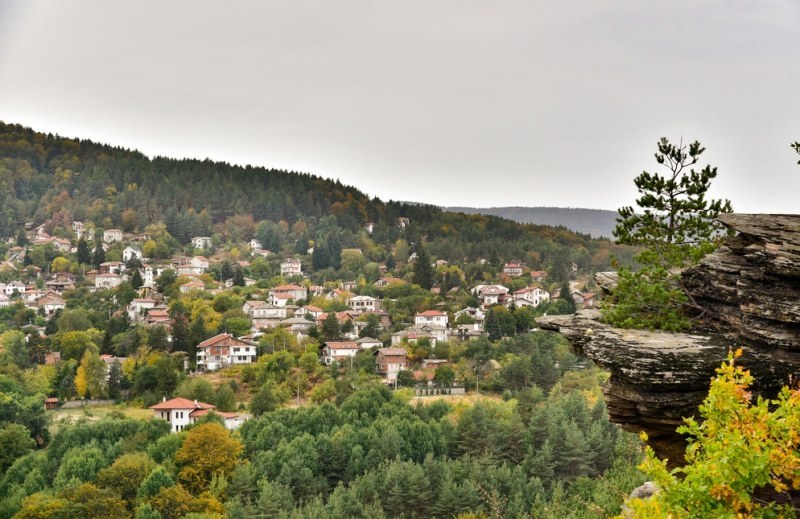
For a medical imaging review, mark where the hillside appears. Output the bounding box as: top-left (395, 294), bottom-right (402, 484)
top-left (446, 206), bottom-right (619, 238)
top-left (0, 121), bottom-right (625, 273)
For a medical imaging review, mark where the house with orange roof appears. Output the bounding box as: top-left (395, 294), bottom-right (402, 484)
top-left (150, 397), bottom-right (246, 432)
top-left (414, 309), bottom-right (448, 327)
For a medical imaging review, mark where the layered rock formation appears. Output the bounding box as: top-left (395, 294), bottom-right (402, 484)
top-left (537, 214), bottom-right (800, 463)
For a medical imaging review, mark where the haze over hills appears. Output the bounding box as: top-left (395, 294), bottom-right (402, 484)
top-left (446, 206), bottom-right (619, 238)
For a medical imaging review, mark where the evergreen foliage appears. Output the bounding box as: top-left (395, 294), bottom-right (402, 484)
top-left (605, 138), bottom-right (732, 331)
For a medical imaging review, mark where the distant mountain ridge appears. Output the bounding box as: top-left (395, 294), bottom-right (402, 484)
top-left (445, 206), bottom-right (619, 238)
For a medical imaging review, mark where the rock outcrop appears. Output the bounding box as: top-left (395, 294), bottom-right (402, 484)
top-left (537, 214), bottom-right (800, 464)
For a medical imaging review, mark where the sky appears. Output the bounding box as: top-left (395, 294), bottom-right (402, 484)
top-left (0, 1), bottom-right (798, 213)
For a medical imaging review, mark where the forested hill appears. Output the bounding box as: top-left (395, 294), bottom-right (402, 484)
top-left (446, 206), bottom-right (619, 238)
top-left (0, 121), bottom-right (620, 268)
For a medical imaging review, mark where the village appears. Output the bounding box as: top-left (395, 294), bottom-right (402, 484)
top-left (1, 218), bottom-right (598, 432)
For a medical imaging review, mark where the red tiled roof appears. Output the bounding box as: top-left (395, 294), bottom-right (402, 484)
top-left (417, 310), bottom-right (446, 316)
top-left (149, 397), bottom-right (215, 410)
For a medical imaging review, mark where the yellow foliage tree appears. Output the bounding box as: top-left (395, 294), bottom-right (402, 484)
top-left (174, 422), bottom-right (243, 494)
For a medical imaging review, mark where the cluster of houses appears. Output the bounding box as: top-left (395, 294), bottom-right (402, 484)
top-left (6, 223), bottom-right (599, 393)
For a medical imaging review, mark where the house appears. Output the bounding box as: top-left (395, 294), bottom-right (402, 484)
top-left (248, 239), bottom-right (262, 250)
top-left (128, 298), bottom-right (157, 321)
top-left (453, 306), bottom-right (485, 323)
top-left (73, 221), bottom-right (94, 241)
top-left (104, 229), bottom-right (123, 243)
top-left (36, 292), bottom-right (65, 316)
top-left (196, 333), bottom-right (257, 371)
top-left (44, 397), bottom-right (59, 410)
top-left (365, 222), bottom-right (375, 234)
top-left (243, 301), bottom-right (292, 329)
top-left (191, 236), bottom-right (212, 250)
top-left (44, 277), bottom-right (75, 294)
top-left (472, 284), bottom-right (510, 308)
top-left (321, 341), bottom-right (360, 365)
top-left (146, 308), bottom-right (172, 326)
top-left (572, 292), bottom-right (596, 310)
top-left (150, 397), bottom-right (246, 432)
top-left (268, 284), bottom-right (307, 305)
top-left (397, 217), bottom-right (410, 230)
top-left (415, 310), bottom-right (448, 327)
top-left (375, 347), bottom-right (408, 382)
top-left (142, 264), bottom-right (156, 288)
top-left (278, 317), bottom-right (315, 337)
top-left (295, 305), bottom-right (324, 320)
top-left (95, 273), bottom-right (123, 289)
top-left (355, 336), bottom-right (383, 350)
top-left (340, 280), bottom-right (359, 292)
top-left (2, 281), bottom-right (25, 296)
top-left (123, 246), bottom-right (143, 262)
top-left (99, 261), bottom-right (125, 275)
top-left (530, 271), bottom-right (548, 282)
top-left (422, 358), bottom-right (450, 369)
top-left (503, 261), bottom-right (526, 277)
top-left (0, 293), bottom-right (10, 308)
top-left (510, 286), bottom-right (550, 307)
top-left (280, 258), bottom-right (303, 277)
top-left (180, 279), bottom-right (206, 293)
top-left (391, 324), bottom-right (447, 346)
top-left (176, 256), bottom-right (209, 276)
top-left (347, 295), bottom-right (381, 314)
top-left (100, 355), bottom-right (127, 379)
top-left (374, 277), bottom-right (405, 287)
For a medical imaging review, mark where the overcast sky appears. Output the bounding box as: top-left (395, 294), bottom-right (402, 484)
top-left (0, 1), bottom-right (798, 213)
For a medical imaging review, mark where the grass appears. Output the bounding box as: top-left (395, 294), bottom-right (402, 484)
top-left (49, 402), bottom-right (153, 435)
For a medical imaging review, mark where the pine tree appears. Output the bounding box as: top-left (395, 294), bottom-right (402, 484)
top-left (232, 266), bottom-right (245, 287)
top-left (412, 244), bottom-right (434, 290)
top-left (93, 241), bottom-right (105, 268)
top-left (76, 238), bottom-right (91, 264)
top-left (130, 269), bottom-right (143, 289)
top-left (320, 312), bottom-right (341, 341)
top-left (606, 138), bottom-right (732, 331)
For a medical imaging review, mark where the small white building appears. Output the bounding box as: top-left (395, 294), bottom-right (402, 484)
top-left (248, 239), bottom-right (262, 250)
top-left (510, 286), bottom-right (550, 307)
top-left (191, 236), bottom-right (213, 250)
top-left (150, 397), bottom-right (246, 432)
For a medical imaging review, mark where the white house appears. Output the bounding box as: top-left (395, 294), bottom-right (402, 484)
top-left (128, 298), bottom-right (157, 321)
top-left (191, 236), bottom-right (212, 250)
top-left (472, 284), bottom-right (510, 308)
top-left (103, 229), bottom-right (123, 243)
top-left (268, 284), bottom-right (307, 306)
top-left (280, 258), bottom-right (303, 277)
top-left (36, 292), bottom-right (65, 316)
top-left (414, 310), bottom-right (448, 327)
top-left (2, 281), bottom-right (25, 296)
top-left (248, 239), bottom-right (262, 250)
top-left (321, 341), bottom-right (361, 365)
top-left (123, 246), bottom-right (143, 262)
top-left (196, 333), bottom-right (257, 371)
top-left (150, 397), bottom-right (246, 432)
top-left (95, 273), bottom-right (123, 289)
top-left (347, 295), bottom-right (381, 314)
top-left (510, 286), bottom-right (550, 307)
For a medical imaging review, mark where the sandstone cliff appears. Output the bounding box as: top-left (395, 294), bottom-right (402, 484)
top-left (537, 214), bottom-right (800, 463)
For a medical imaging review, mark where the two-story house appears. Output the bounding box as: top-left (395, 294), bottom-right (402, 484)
top-left (191, 236), bottom-right (212, 250)
top-left (347, 295), bottom-right (381, 314)
top-left (196, 333), bottom-right (257, 371)
top-left (414, 310), bottom-right (448, 327)
top-left (375, 348), bottom-right (408, 382)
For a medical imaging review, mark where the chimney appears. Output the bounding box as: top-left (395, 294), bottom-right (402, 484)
top-left (162, 396), bottom-right (166, 402)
